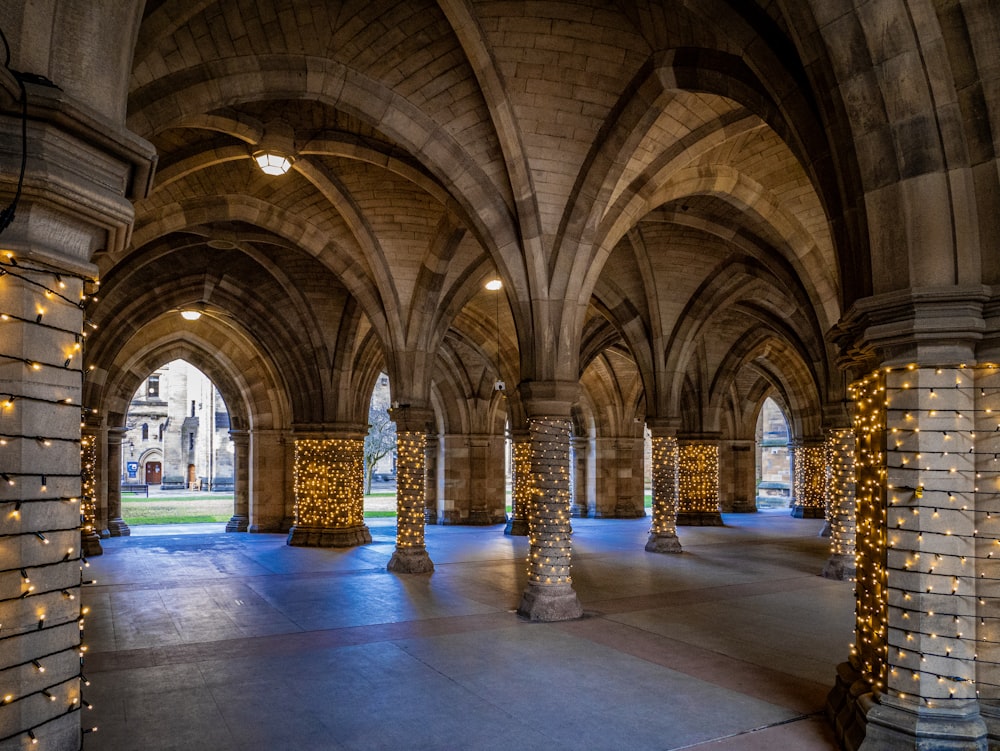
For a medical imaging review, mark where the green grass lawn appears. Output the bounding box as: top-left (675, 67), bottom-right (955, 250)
top-left (121, 492), bottom-right (403, 524)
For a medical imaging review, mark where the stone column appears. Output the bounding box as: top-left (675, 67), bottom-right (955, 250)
top-left (247, 428), bottom-right (288, 532)
top-left (822, 427), bottom-right (856, 580)
top-left (676, 437), bottom-right (722, 525)
top-left (829, 367), bottom-right (989, 749)
top-left (720, 439), bottom-right (756, 513)
top-left (387, 407), bottom-right (434, 573)
top-left (646, 420), bottom-right (682, 553)
top-left (791, 439), bottom-right (827, 518)
top-left (504, 429), bottom-right (530, 536)
top-left (424, 433), bottom-right (439, 524)
top-left (570, 435), bottom-right (590, 517)
top-left (286, 427), bottom-right (371, 547)
top-left (105, 427), bottom-right (129, 536)
top-left (225, 430), bottom-right (249, 532)
top-left (516, 382), bottom-right (583, 621)
top-left (80, 427), bottom-right (102, 556)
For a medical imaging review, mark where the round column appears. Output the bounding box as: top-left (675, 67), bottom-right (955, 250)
top-left (646, 419), bottom-right (681, 553)
top-left (504, 429), bottom-right (530, 536)
top-left (106, 427), bottom-right (129, 536)
top-left (387, 407), bottom-right (434, 573)
top-left (516, 382), bottom-right (583, 621)
top-left (225, 430), bottom-right (249, 532)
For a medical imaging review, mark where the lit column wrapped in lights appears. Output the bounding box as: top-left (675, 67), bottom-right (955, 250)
top-left (791, 441), bottom-right (828, 518)
top-left (287, 436), bottom-right (371, 547)
top-left (822, 427), bottom-right (856, 580)
top-left (387, 429), bottom-right (434, 573)
top-left (646, 433), bottom-right (682, 553)
top-left (504, 430), bottom-right (530, 536)
top-left (676, 440), bottom-right (722, 526)
top-left (80, 432), bottom-right (101, 556)
top-left (516, 415), bottom-right (583, 621)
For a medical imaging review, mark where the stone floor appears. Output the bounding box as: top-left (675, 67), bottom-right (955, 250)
top-left (81, 511), bottom-right (852, 750)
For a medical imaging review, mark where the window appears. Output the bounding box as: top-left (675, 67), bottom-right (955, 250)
top-left (141, 423), bottom-right (149, 440)
top-left (147, 375), bottom-right (159, 398)
top-left (191, 400), bottom-right (196, 417)
top-left (189, 433), bottom-right (195, 451)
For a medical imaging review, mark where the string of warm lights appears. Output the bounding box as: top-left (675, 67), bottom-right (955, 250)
top-left (524, 417), bottom-right (573, 586)
top-left (677, 442), bottom-right (719, 517)
top-left (792, 444), bottom-right (827, 516)
top-left (827, 428), bottom-right (856, 564)
top-left (291, 438), bottom-right (365, 528)
top-left (396, 431), bottom-right (426, 550)
top-left (509, 437), bottom-right (531, 528)
top-left (848, 362), bottom-right (1000, 708)
top-left (649, 435), bottom-right (678, 536)
top-left (0, 253), bottom-right (97, 746)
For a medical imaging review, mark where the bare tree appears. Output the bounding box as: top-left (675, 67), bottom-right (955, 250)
top-left (363, 383), bottom-right (395, 493)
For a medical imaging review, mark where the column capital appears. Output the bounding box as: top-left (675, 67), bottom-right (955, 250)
top-left (645, 417), bottom-right (680, 436)
top-left (517, 380), bottom-right (578, 418)
top-left (291, 423), bottom-right (367, 441)
top-left (388, 405), bottom-right (435, 432)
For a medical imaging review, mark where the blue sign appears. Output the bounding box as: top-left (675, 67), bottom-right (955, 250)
top-left (126, 461), bottom-right (139, 477)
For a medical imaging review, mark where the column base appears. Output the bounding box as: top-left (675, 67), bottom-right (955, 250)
top-left (516, 582), bottom-right (583, 622)
top-left (822, 553), bottom-right (855, 581)
top-left (791, 506), bottom-right (825, 519)
top-left (226, 515), bottom-right (249, 533)
top-left (645, 532), bottom-right (683, 553)
top-left (819, 519), bottom-right (832, 537)
top-left (980, 701), bottom-right (1000, 747)
top-left (286, 524), bottom-right (372, 548)
top-left (387, 546), bottom-right (434, 573)
top-left (504, 517), bottom-right (528, 536)
top-left (859, 695), bottom-right (987, 750)
top-left (676, 511), bottom-right (723, 526)
top-left (826, 661), bottom-right (872, 751)
top-left (729, 499), bottom-right (757, 513)
top-left (107, 517), bottom-right (131, 536)
top-left (81, 530), bottom-right (103, 557)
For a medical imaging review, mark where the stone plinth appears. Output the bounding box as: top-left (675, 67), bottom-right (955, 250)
top-left (387, 546), bottom-right (434, 573)
top-left (287, 525), bottom-right (372, 547)
top-left (517, 582), bottom-right (583, 622)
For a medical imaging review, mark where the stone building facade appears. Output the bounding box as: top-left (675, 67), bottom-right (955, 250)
top-left (123, 360), bottom-right (234, 491)
top-left (0, 2), bottom-right (999, 749)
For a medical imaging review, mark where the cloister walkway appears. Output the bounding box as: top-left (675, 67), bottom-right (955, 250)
top-left (82, 512), bottom-right (851, 750)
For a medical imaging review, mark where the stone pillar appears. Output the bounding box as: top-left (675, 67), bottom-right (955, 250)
top-left (676, 438), bottom-right (722, 525)
top-left (105, 428), bottom-right (129, 536)
top-left (516, 382), bottom-right (583, 621)
top-left (225, 430), bottom-right (249, 532)
top-left (828, 367), bottom-right (989, 750)
top-left (0, 263), bottom-right (93, 751)
top-left (248, 429), bottom-right (288, 532)
top-left (424, 433), bottom-right (439, 524)
top-left (286, 428), bottom-right (371, 547)
top-left (504, 429), bottom-right (529, 536)
top-left (570, 435), bottom-right (590, 517)
top-left (822, 427), bottom-right (856, 580)
top-left (80, 428), bottom-right (102, 556)
top-left (720, 439), bottom-right (756, 513)
top-left (646, 421), bottom-right (682, 553)
top-left (387, 407), bottom-right (434, 573)
top-left (791, 439), bottom-right (827, 518)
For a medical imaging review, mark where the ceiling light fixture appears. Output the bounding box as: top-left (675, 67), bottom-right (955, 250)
top-left (251, 120), bottom-right (296, 176)
top-left (485, 278), bottom-right (502, 291)
top-left (180, 310), bottom-right (202, 321)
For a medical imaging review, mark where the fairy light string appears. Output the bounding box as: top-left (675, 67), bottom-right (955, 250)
top-left (524, 417), bottom-right (573, 586)
top-left (0, 253), bottom-right (98, 745)
top-left (849, 362), bottom-right (1000, 709)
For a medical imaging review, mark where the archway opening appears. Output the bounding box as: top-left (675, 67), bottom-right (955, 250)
top-left (363, 372), bottom-right (396, 517)
top-left (755, 396), bottom-right (791, 511)
top-left (120, 359), bottom-right (235, 527)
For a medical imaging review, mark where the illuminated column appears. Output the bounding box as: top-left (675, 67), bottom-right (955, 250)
top-left (286, 428), bottom-right (371, 547)
top-left (225, 430), bottom-right (249, 532)
top-left (676, 438), bottom-right (722, 526)
top-left (0, 264), bottom-right (94, 750)
top-left (387, 406), bottom-right (434, 573)
top-left (646, 419), bottom-right (681, 553)
top-left (105, 427), bottom-right (129, 536)
top-left (516, 382), bottom-right (583, 621)
top-left (822, 427), bottom-right (856, 581)
top-left (504, 429), bottom-right (530, 536)
top-left (834, 366), bottom-right (989, 749)
top-left (80, 428), bottom-right (102, 557)
top-left (791, 439), bottom-right (827, 518)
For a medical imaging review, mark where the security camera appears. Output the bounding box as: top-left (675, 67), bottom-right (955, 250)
top-left (494, 380), bottom-right (505, 392)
